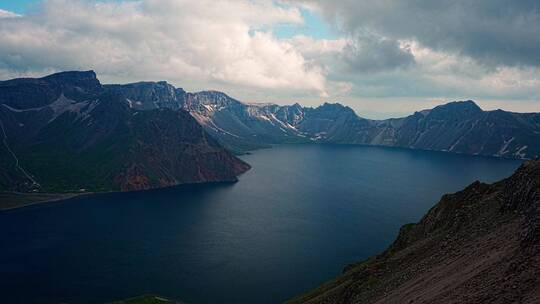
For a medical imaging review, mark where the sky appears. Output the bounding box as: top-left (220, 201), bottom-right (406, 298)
top-left (0, 0), bottom-right (539, 118)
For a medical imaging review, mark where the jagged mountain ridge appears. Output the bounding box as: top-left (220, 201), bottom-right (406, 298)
top-left (0, 71), bottom-right (250, 192)
top-left (2, 70), bottom-right (537, 193)
top-left (287, 157), bottom-right (540, 304)
top-left (108, 79), bottom-right (540, 158)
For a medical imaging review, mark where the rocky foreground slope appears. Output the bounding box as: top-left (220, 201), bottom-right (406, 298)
top-left (287, 158), bottom-right (540, 304)
top-left (0, 71), bottom-right (249, 193)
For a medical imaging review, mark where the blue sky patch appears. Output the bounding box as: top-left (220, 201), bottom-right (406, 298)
top-left (274, 8), bottom-right (336, 39)
top-left (1, 0), bottom-right (37, 13)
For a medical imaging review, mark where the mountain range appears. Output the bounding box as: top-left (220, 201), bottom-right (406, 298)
top-left (107, 79), bottom-right (540, 159)
top-left (1, 70), bottom-right (540, 194)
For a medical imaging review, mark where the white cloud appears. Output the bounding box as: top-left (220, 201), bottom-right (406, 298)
top-left (296, 0), bottom-right (540, 67)
top-left (287, 35), bottom-right (352, 95)
top-left (290, 35), bottom-right (346, 56)
top-left (0, 9), bottom-right (20, 18)
top-left (0, 0), bottom-right (328, 95)
top-left (0, 0), bottom-right (539, 115)
top-left (405, 41), bottom-right (540, 100)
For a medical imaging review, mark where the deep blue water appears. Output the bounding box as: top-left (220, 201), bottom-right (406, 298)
top-left (0, 144), bottom-right (522, 304)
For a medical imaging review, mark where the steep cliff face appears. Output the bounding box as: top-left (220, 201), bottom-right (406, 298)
top-left (105, 81), bottom-right (185, 111)
top-left (0, 71), bottom-right (249, 193)
top-left (183, 91), bottom-right (307, 152)
top-left (179, 91), bottom-right (540, 159)
top-left (181, 92), bottom-right (540, 159)
top-left (220, 100), bottom-right (540, 159)
top-left (0, 70), bottom-right (102, 110)
top-left (112, 108), bottom-right (250, 191)
top-left (373, 101), bottom-right (540, 159)
top-left (287, 158), bottom-right (540, 304)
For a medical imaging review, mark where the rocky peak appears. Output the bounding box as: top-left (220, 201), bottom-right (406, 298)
top-left (310, 102), bottom-right (357, 119)
top-left (184, 91), bottom-right (243, 112)
top-left (291, 102), bottom-right (303, 110)
top-left (42, 70), bottom-right (98, 83)
top-left (0, 70), bottom-right (102, 109)
top-left (43, 70), bottom-right (102, 94)
top-left (104, 81), bottom-right (183, 110)
top-left (271, 103), bottom-right (306, 126)
top-left (428, 100), bottom-right (483, 119)
top-left (175, 87), bottom-right (186, 101)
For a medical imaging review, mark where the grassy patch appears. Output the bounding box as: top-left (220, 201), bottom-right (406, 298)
top-left (401, 223), bottom-right (416, 234)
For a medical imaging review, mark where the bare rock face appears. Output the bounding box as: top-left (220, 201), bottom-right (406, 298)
top-left (182, 96), bottom-right (540, 159)
top-left (97, 80), bottom-right (540, 159)
top-left (105, 81), bottom-right (185, 111)
top-left (112, 108), bottom-right (251, 191)
top-left (0, 71), bottom-right (249, 193)
top-left (287, 158), bottom-right (540, 304)
top-left (115, 165), bottom-right (151, 191)
top-left (187, 93), bottom-right (540, 159)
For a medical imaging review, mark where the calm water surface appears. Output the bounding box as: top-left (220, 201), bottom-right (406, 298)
top-left (0, 145), bottom-right (522, 304)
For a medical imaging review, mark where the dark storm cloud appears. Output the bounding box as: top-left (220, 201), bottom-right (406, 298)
top-left (305, 0), bottom-right (540, 67)
top-left (342, 35), bottom-right (415, 72)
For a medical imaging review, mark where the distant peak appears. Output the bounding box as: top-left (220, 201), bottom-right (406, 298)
top-left (40, 70), bottom-right (101, 89)
top-left (124, 80), bottom-right (176, 89)
top-left (435, 100), bottom-right (483, 112)
top-left (313, 102), bottom-right (358, 117)
top-left (459, 100), bottom-right (478, 106)
top-left (43, 70), bottom-right (97, 81)
top-left (321, 102), bottom-right (345, 108)
top-left (198, 90), bottom-right (228, 96)
top-left (37, 70), bottom-right (103, 96)
top-left (194, 90), bottom-right (240, 102)
top-left (447, 100), bottom-right (480, 108)
top-left (427, 100), bottom-right (484, 119)
top-left (318, 102), bottom-right (353, 112)
top-left (186, 90), bottom-right (244, 107)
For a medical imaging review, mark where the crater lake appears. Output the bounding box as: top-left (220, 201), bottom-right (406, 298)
top-left (0, 144), bottom-right (523, 304)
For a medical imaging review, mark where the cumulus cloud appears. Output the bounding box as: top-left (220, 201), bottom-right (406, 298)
top-left (339, 41), bottom-right (540, 101)
top-left (0, 0), bottom-right (539, 115)
top-left (0, 0), bottom-right (329, 95)
top-left (297, 0), bottom-right (540, 68)
top-left (280, 0), bottom-right (540, 114)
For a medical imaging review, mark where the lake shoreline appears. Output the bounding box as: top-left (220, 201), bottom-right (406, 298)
top-left (0, 192), bottom-right (94, 211)
top-left (0, 178), bottom-right (244, 211)
top-left (1, 143), bottom-right (525, 211)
